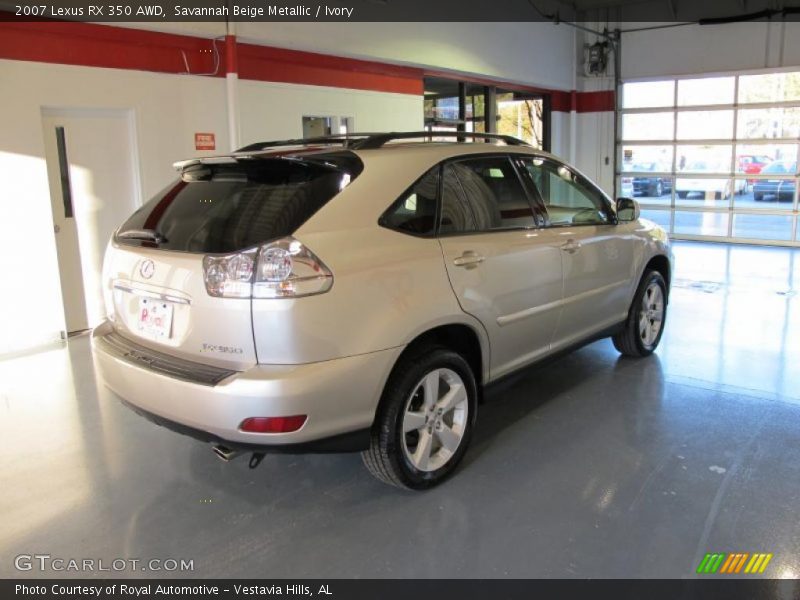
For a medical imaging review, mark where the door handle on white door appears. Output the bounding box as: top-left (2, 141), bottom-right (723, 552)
top-left (453, 251), bottom-right (485, 268)
top-left (560, 239), bottom-right (582, 254)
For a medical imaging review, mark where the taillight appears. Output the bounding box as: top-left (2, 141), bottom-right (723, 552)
top-left (253, 238), bottom-right (333, 299)
top-left (202, 237), bottom-right (332, 299)
top-left (202, 248), bottom-right (257, 298)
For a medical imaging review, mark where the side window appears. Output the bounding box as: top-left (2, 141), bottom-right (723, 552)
top-left (380, 167), bottom-right (439, 235)
top-left (440, 164), bottom-right (477, 234)
top-left (523, 159), bottom-right (611, 226)
top-left (447, 156), bottom-right (536, 232)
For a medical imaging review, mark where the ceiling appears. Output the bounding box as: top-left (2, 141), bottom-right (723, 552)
top-left (546, 0), bottom-right (797, 21)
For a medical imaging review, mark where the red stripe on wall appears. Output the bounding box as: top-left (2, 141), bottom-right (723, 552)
top-left (552, 90), bottom-right (615, 113)
top-left (0, 17), bottom-right (219, 75)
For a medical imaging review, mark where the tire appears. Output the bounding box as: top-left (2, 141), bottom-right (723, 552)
top-left (612, 270), bottom-right (668, 358)
top-left (362, 346), bottom-right (478, 490)
top-left (754, 193), bottom-right (763, 202)
top-left (677, 191), bottom-right (687, 199)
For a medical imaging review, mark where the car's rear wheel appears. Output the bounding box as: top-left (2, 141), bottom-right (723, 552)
top-left (677, 191), bottom-right (687, 199)
top-left (754, 192), bottom-right (763, 202)
top-left (362, 346), bottom-right (477, 489)
top-left (612, 270), bottom-right (668, 357)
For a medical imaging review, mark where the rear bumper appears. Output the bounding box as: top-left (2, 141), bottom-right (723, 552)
top-left (91, 321), bottom-right (401, 450)
top-left (753, 186), bottom-right (795, 200)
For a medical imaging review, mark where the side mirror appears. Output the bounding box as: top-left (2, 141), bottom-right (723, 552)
top-left (616, 197), bottom-right (640, 222)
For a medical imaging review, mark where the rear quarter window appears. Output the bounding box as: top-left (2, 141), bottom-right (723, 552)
top-left (379, 167), bottom-right (439, 236)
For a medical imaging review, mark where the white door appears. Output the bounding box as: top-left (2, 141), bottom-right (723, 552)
top-left (41, 108), bottom-right (140, 333)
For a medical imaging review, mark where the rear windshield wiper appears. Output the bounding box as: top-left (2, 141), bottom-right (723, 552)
top-left (117, 229), bottom-right (168, 244)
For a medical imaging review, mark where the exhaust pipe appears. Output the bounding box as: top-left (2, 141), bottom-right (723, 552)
top-left (212, 444), bottom-right (239, 462)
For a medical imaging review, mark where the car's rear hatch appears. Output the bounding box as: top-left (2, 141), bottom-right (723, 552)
top-left (104, 150), bottom-right (362, 371)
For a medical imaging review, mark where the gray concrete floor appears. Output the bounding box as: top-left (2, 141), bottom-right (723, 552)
top-left (1, 241), bottom-right (799, 579)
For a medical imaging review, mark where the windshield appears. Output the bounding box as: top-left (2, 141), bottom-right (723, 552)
top-left (116, 152), bottom-right (363, 253)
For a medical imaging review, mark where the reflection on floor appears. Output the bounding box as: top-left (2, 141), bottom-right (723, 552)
top-left (0, 241), bottom-right (798, 580)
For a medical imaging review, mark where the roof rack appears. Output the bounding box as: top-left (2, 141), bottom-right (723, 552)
top-left (236, 134), bottom-right (378, 153)
top-left (353, 131), bottom-right (529, 149)
top-left (236, 131), bottom-right (528, 153)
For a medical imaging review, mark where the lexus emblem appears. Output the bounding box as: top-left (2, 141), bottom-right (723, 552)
top-left (139, 259), bottom-right (155, 279)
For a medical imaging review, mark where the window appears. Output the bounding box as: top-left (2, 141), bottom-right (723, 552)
top-left (423, 77), bottom-right (547, 150)
top-left (117, 153), bottom-right (362, 253)
top-left (523, 159), bottom-right (610, 226)
top-left (439, 164), bottom-right (477, 234)
top-left (618, 71), bottom-right (800, 245)
top-left (380, 167), bottom-right (439, 236)
top-left (444, 157), bottom-right (537, 232)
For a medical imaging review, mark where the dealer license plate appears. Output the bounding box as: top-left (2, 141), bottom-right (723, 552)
top-left (136, 297), bottom-right (174, 339)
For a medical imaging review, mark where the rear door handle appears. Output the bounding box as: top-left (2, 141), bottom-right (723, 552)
top-left (453, 251), bottom-right (485, 268)
top-left (560, 239), bottom-right (582, 254)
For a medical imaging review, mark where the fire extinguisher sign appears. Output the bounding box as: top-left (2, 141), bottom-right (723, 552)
top-left (195, 133), bottom-right (216, 151)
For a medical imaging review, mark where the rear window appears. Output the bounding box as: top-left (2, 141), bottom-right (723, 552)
top-left (116, 152), bottom-right (362, 253)
top-left (761, 161), bottom-right (796, 174)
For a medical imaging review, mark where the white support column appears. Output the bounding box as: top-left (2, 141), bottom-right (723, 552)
top-left (225, 19), bottom-right (240, 151)
top-left (569, 27), bottom-right (578, 165)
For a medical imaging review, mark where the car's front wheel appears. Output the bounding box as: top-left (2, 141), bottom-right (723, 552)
top-left (653, 180), bottom-right (663, 197)
top-left (613, 270), bottom-right (668, 357)
top-left (362, 346), bottom-right (477, 489)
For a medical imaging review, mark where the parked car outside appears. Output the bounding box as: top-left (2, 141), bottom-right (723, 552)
top-left (753, 161), bottom-right (798, 202)
top-left (628, 162), bottom-right (672, 197)
top-left (676, 160), bottom-right (746, 199)
top-left (620, 175), bottom-right (634, 198)
top-left (738, 154), bottom-right (773, 184)
top-left (92, 132), bottom-right (673, 489)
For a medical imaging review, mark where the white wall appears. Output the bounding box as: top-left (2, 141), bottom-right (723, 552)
top-left (0, 59), bottom-right (421, 355)
top-left (237, 80), bottom-right (421, 146)
top-left (239, 22), bottom-right (576, 91)
top-left (574, 111), bottom-right (616, 195)
top-left (621, 21), bottom-right (800, 80)
top-left (125, 21), bottom-right (577, 91)
top-left (0, 60), bottom-right (228, 354)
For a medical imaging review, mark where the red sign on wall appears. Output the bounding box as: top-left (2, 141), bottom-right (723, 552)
top-left (195, 132), bottom-right (215, 151)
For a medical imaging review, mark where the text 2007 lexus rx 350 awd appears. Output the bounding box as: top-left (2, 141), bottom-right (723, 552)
top-left (92, 131), bottom-right (673, 489)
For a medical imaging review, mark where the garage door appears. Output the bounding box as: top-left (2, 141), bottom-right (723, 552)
top-left (617, 71), bottom-right (800, 246)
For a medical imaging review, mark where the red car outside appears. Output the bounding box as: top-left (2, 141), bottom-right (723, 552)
top-left (738, 155), bottom-right (772, 183)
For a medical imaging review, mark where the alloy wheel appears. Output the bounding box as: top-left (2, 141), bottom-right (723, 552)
top-left (639, 282), bottom-right (665, 347)
top-left (401, 368), bottom-right (469, 472)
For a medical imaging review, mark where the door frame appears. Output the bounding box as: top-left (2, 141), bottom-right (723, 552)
top-left (40, 106), bottom-right (143, 335)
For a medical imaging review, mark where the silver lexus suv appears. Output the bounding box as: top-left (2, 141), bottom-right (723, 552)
top-left (92, 132), bottom-right (672, 489)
